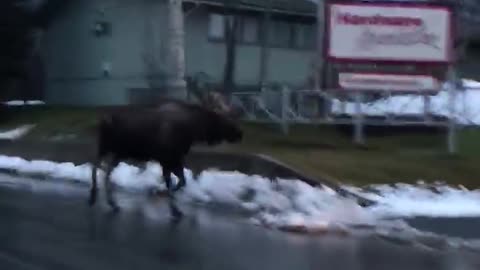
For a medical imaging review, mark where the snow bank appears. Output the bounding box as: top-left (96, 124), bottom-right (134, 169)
top-left (345, 183), bottom-right (480, 218)
top-left (1, 155), bottom-right (480, 233)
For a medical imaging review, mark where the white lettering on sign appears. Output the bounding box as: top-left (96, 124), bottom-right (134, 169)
top-left (338, 73), bottom-right (440, 91)
top-left (327, 3), bottom-right (452, 63)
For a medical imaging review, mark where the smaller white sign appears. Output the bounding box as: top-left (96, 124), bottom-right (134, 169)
top-left (338, 73), bottom-right (440, 91)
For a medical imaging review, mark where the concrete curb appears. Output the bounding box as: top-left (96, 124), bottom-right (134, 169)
top-left (0, 139), bottom-right (376, 207)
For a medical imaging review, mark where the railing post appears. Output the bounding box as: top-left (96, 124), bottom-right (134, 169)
top-left (423, 93), bottom-right (431, 123)
top-left (323, 89), bottom-right (332, 121)
top-left (385, 90), bottom-right (393, 124)
top-left (281, 86), bottom-right (290, 135)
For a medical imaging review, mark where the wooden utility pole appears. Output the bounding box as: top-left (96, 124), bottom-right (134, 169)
top-left (166, 0), bottom-right (187, 100)
top-left (222, 1), bottom-right (239, 104)
top-left (259, 0), bottom-right (272, 87)
top-left (316, 0), bottom-right (331, 118)
top-left (316, 0), bottom-right (325, 89)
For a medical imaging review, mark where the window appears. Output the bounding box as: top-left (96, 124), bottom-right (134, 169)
top-left (239, 16), bottom-right (259, 43)
top-left (268, 19), bottom-right (292, 47)
top-left (208, 12), bottom-right (262, 44)
top-left (208, 13), bottom-right (225, 40)
top-left (293, 23), bottom-right (316, 49)
top-left (207, 12), bottom-right (315, 50)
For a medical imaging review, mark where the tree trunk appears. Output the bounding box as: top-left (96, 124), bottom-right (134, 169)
top-left (316, 0), bottom-right (325, 89)
top-left (222, 6), bottom-right (238, 104)
top-left (143, 5), bottom-right (167, 92)
top-left (166, 0), bottom-right (187, 100)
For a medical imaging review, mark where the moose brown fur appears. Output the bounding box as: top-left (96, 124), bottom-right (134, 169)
top-left (88, 99), bottom-right (243, 211)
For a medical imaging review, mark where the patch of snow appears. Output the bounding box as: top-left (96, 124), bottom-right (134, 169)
top-left (2, 100), bottom-right (45, 106)
top-left (0, 125), bottom-right (35, 140)
top-left (347, 183), bottom-right (480, 218)
top-left (462, 79), bottom-right (480, 89)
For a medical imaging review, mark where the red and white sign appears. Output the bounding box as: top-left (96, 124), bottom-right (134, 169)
top-left (326, 3), bottom-right (453, 63)
top-left (338, 73), bottom-right (440, 91)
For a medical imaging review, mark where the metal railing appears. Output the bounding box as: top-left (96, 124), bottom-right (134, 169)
top-left (231, 81), bottom-right (478, 154)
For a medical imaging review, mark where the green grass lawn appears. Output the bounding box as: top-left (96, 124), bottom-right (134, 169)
top-left (230, 123), bottom-right (480, 188)
top-left (2, 106), bottom-right (480, 188)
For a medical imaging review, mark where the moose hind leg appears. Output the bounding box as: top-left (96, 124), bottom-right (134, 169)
top-left (162, 166), bottom-right (173, 192)
top-left (104, 157), bottom-right (120, 211)
top-left (89, 158), bottom-right (99, 207)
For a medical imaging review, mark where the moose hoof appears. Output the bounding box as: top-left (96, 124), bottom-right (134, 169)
top-left (110, 205), bottom-right (120, 214)
top-left (149, 188), bottom-right (169, 197)
top-left (173, 182), bottom-right (186, 192)
top-left (88, 197), bottom-right (96, 207)
top-left (148, 187), bottom-right (159, 195)
top-left (170, 207), bottom-right (184, 221)
top-left (108, 200), bottom-right (120, 213)
top-left (88, 189), bottom-right (97, 207)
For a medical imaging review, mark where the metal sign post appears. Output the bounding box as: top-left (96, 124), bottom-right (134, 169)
top-left (281, 86), bottom-right (290, 135)
top-left (447, 66), bottom-right (457, 154)
top-left (353, 91), bottom-right (365, 145)
top-left (423, 94), bottom-right (431, 122)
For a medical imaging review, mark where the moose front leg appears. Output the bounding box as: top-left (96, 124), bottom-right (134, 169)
top-left (162, 166), bottom-right (173, 192)
top-left (161, 164), bottom-right (184, 220)
top-left (172, 162), bottom-right (186, 192)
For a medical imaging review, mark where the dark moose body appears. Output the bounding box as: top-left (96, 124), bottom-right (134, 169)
top-left (88, 99), bottom-right (243, 211)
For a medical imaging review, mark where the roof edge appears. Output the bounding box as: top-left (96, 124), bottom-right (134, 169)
top-left (183, 0), bottom-right (317, 17)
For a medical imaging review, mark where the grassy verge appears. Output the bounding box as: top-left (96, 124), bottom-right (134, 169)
top-left (2, 106), bottom-right (480, 188)
top-left (230, 123), bottom-right (480, 188)
top-left (0, 106), bottom-right (98, 140)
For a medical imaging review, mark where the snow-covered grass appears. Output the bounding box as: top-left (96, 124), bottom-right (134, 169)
top-left (1, 154), bottom-right (480, 234)
top-left (331, 80), bottom-right (480, 125)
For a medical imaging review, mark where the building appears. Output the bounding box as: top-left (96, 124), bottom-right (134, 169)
top-left (40, 0), bottom-right (317, 105)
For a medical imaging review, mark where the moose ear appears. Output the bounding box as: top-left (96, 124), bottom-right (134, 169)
top-left (212, 102), bottom-right (243, 121)
top-left (204, 91), bottom-right (245, 121)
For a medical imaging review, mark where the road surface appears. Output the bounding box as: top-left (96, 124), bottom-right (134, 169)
top-left (0, 173), bottom-right (479, 270)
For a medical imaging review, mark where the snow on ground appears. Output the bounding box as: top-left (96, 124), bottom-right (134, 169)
top-left (463, 78), bottom-right (480, 89)
top-left (0, 125), bottom-right (35, 140)
top-left (330, 79), bottom-right (480, 125)
top-left (344, 183), bottom-right (480, 218)
top-left (2, 100), bottom-right (45, 106)
top-left (1, 155), bottom-right (480, 234)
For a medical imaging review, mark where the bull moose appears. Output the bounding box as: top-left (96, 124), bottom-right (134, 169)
top-left (88, 99), bottom-right (243, 212)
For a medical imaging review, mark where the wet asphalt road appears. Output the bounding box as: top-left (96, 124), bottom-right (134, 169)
top-left (1, 174), bottom-right (480, 270)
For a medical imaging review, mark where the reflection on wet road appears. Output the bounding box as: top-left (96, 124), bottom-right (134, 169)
top-left (0, 174), bottom-right (480, 270)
